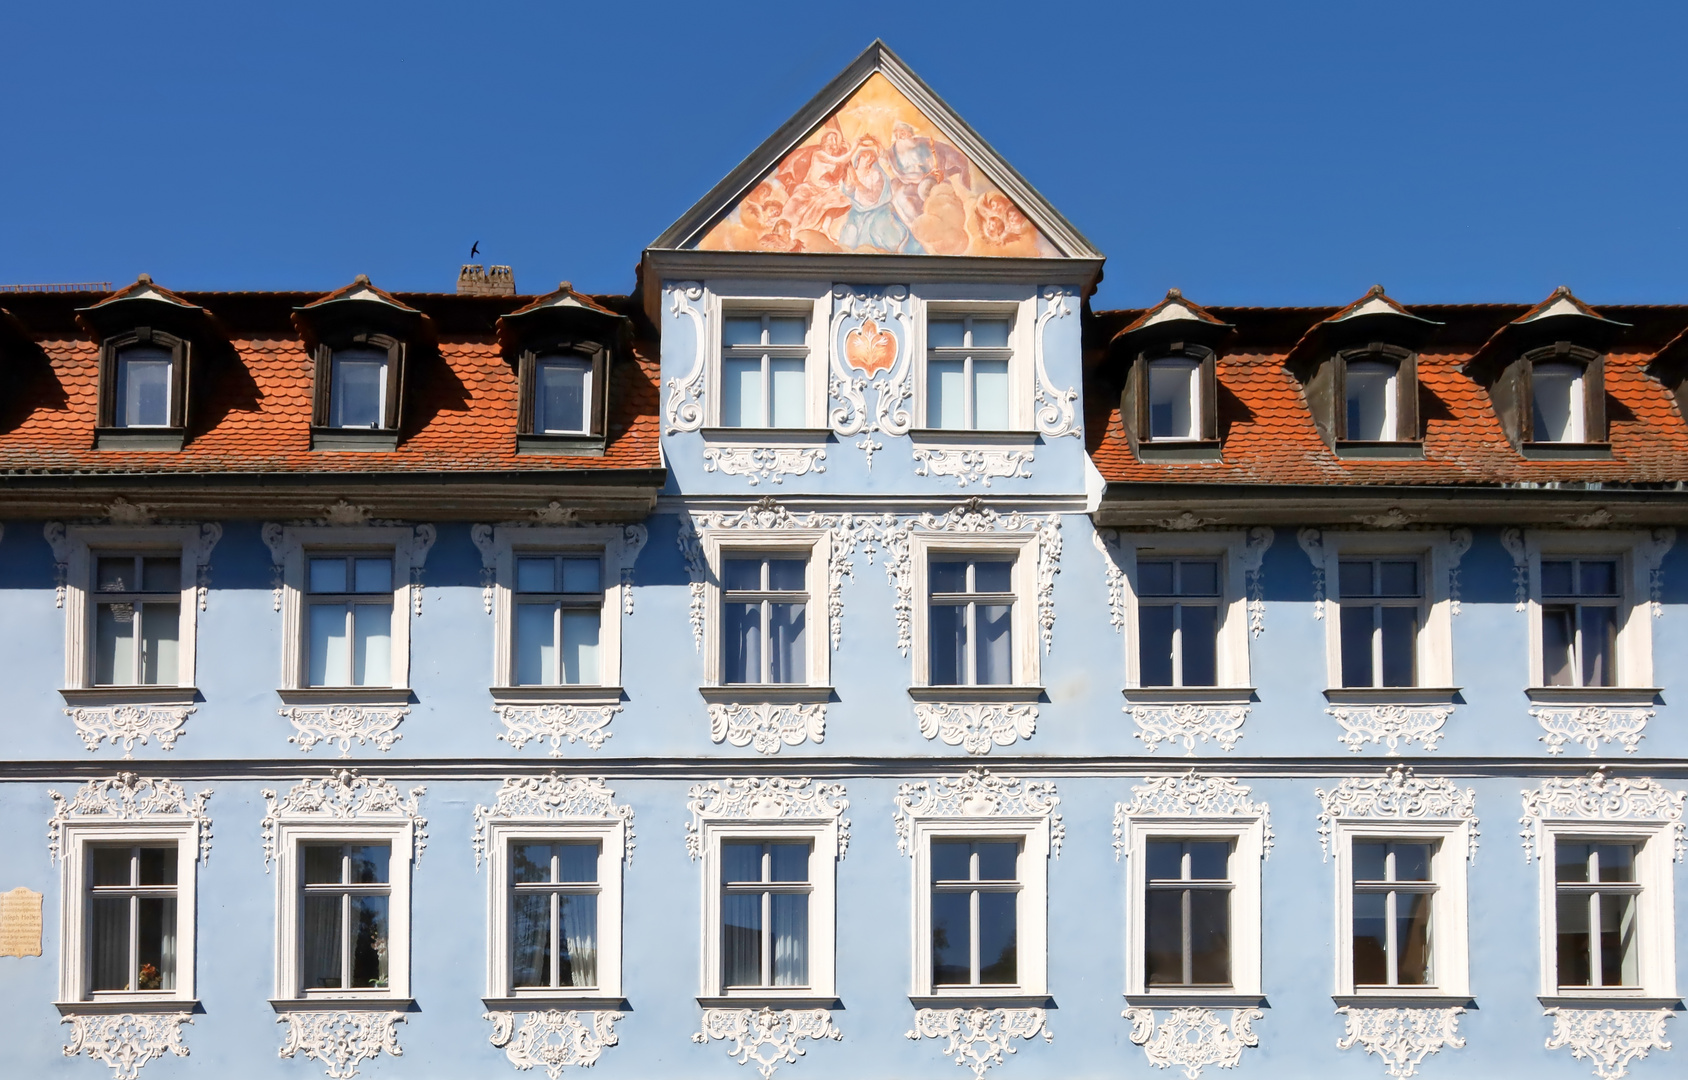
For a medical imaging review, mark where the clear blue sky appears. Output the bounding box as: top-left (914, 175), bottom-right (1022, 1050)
top-left (3, 1), bottom-right (1685, 310)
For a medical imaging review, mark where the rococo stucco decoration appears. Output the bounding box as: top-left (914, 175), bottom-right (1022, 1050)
top-left (830, 284), bottom-right (915, 466)
top-left (471, 521), bottom-right (649, 617)
top-left (67, 703), bottom-right (194, 758)
top-left (704, 444), bottom-right (829, 486)
top-left (915, 701), bottom-right (1037, 754)
top-left (907, 1007), bottom-right (1051, 1079)
top-left (261, 770), bottom-right (427, 870)
top-left (281, 704), bottom-right (408, 756)
top-left (1033, 286), bottom-right (1079, 439)
top-left (686, 776), bottom-right (850, 860)
top-left (1315, 766), bottom-right (1479, 862)
top-left (496, 703), bottom-right (621, 754)
top-left (61, 1012), bottom-right (193, 1080)
top-left (1532, 705), bottom-right (1653, 756)
top-left (1543, 1007), bottom-right (1674, 1080)
top-left (1112, 771), bottom-right (1273, 862)
top-left (277, 1009), bottom-right (406, 1079)
top-left (1520, 769), bottom-right (1687, 864)
top-left (1128, 703), bottom-right (1250, 755)
top-left (48, 772), bottom-right (214, 866)
top-left (1335, 1006), bottom-right (1465, 1079)
top-left (1123, 1006), bottom-right (1261, 1079)
top-left (1500, 528), bottom-right (1529, 611)
top-left (912, 446), bottom-right (1033, 488)
top-left (1092, 526), bottom-right (1273, 639)
top-left (260, 521), bottom-right (435, 614)
top-left (694, 1006), bottom-right (842, 1078)
top-left (1328, 704), bottom-right (1454, 755)
top-left (473, 774), bottom-right (635, 868)
top-left (665, 282), bottom-right (707, 434)
top-left (894, 768), bottom-right (1062, 856)
top-left (486, 1008), bottom-right (622, 1077)
top-left (709, 701), bottom-right (827, 754)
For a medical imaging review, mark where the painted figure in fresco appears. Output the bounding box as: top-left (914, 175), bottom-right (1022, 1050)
top-left (888, 121), bottom-right (942, 225)
top-left (838, 136), bottom-right (922, 254)
top-left (775, 127), bottom-right (852, 245)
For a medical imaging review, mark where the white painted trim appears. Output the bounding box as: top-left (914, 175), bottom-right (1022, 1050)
top-left (907, 528), bottom-right (1042, 688)
top-left (1117, 531), bottom-right (1253, 689)
top-left (1533, 821), bottom-right (1677, 1000)
top-left (700, 528), bottom-right (834, 690)
top-left (913, 294), bottom-right (1038, 432)
top-left (1522, 530), bottom-right (1660, 689)
top-left (704, 284), bottom-right (832, 430)
top-left (1330, 820), bottom-right (1472, 998)
top-left (907, 817), bottom-right (1051, 999)
top-left (1316, 531), bottom-right (1458, 690)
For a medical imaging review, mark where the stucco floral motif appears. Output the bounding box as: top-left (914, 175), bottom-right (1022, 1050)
top-left (907, 1007), bottom-right (1050, 1079)
top-left (1447, 528), bottom-right (1473, 615)
top-left (485, 1009), bottom-right (622, 1076)
top-left (1641, 527), bottom-right (1676, 618)
top-left (1520, 769), bottom-right (1687, 863)
top-left (48, 772), bottom-right (213, 865)
top-left (829, 285), bottom-right (915, 461)
top-left (1315, 766), bottom-right (1479, 861)
top-left (912, 447), bottom-right (1034, 488)
top-left (473, 774), bottom-right (634, 868)
top-left (1543, 1007), bottom-right (1673, 1080)
top-left (915, 701), bottom-right (1037, 754)
top-left (1092, 529), bottom-right (1128, 632)
top-left (1129, 704), bottom-right (1250, 754)
top-left (1241, 526), bottom-right (1274, 637)
top-left (1113, 771), bottom-right (1272, 861)
top-left (1532, 706), bottom-right (1652, 756)
top-left (61, 1012), bottom-right (192, 1080)
top-left (495, 704), bottom-right (620, 754)
top-left (1033, 286), bottom-right (1079, 438)
top-left (895, 768), bottom-right (1062, 856)
top-left (282, 705), bottom-right (407, 756)
top-left (686, 777), bottom-right (849, 860)
top-left (1297, 528), bottom-right (1327, 619)
top-left (1335, 1006), bottom-right (1465, 1078)
top-left (1500, 528), bottom-right (1529, 611)
top-left (1124, 1007), bottom-right (1260, 1079)
top-left (277, 1010), bottom-right (405, 1078)
top-left (709, 702), bottom-right (827, 754)
top-left (665, 282), bottom-right (707, 433)
top-left (1328, 704), bottom-right (1452, 754)
top-left (694, 1006), bottom-right (842, 1078)
top-left (67, 705), bottom-right (194, 758)
top-left (703, 445), bottom-right (828, 486)
top-left (261, 770), bottom-right (427, 869)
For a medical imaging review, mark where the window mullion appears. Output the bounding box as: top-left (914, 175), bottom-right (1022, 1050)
top-left (1181, 886), bottom-right (1193, 986)
top-left (964, 355), bottom-right (975, 429)
top-left (970, 886), bottom-right (981, 986)
top-left (1171, 603), bottom-right (1184, 689)
top-left (1589, 890), bottom-right (1603, 988)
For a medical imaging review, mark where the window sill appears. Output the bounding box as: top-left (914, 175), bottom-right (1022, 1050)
top-left (1324, 687), bottom-right (1461, 707)
top-left (1123, 992), bottom-right (1266, 1009)
top-left (1332, 993), bottom-right (1472, 1008)
top-left (1136, 440), bottom-right (1222, 463)
top-left (698, 995), bottom-right (840, 1009)
top-left (1521, 442), bottom-right (1613, 460)
top-left (491, 686), bottom-right (624, 707)
top-left (484, 995), bottom-right (628, 1011)
top-left (699, 427), bottom-right (830, 446)
top-left (909, 428), bottom-right (1039, 446)
top-left (276, 687), bottom-right (413, 707)
top-left (1123, 687), bottom-right (1256, 706)
top-left (911, 993), bottom-right (1053, 1008)
top-left (700, 685), bottom-right (834, 705)
top-left (94, 427), bottom-right (186, 452)
top-left (310, 427), bottom-right (399, 452)
top-left (1335, 441), bottom-right (1425, 460)
top-left (909, 685), bottom-right (1044, 704)
top-left (1538, 994), bottom-right (1681, 1009)
top-left (56, 998), bottom-right (199, 1016)
top-left (1526, 686), bottom-right (1661, 706)
top-left (270, 997), bottom-right (415, 1012)
top-left (517, 433), bottom-right (605, 457)
top-left (61, 686), bottom-right (199, 708)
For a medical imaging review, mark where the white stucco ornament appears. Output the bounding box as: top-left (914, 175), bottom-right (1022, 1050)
top-left (61, 1012), bottom-right (193, 1080)
top-left (907, 1007), bottom-right (1051, 1078)
top-left (1315, 765), bottom-right (1479, 861)
top-left (704, 444), bottom-right (828, 486)
top-left (1328, 704), bottom-right (1453, 755)
top-left (261, 770), bottom-right (427, 870)
top-left (912, 447), bottom-right (1034, 488)
top-left (486, 1009), bottom-right (622, 1077)
top-left (686, 777), bottom-right (849, 859)
top-left (48, 772), bottom-right (213, 865)
top-left (281, 704), bottom-right (407, 756)
top-left (1124, 1006), bottom-right (1261, 1079)
top-left (1543, 1007), bottom-right (1673, 1080)
top-left (1128, 703), bottom-right (1250, 755)
top-left (894, 767), bottom-right (1062, 856)
top-left (1519, 768), bottom-right (1687, 863)
top-left (695, 1006), bottom-right (842, 1078)
top-left (276, 1010), bottom-right (406, 1078)
top-left (915, 701), bottom-right (1037, 754)
top-left (1335, 1006), bottom-right (1465, 1078)
top-left (495, 703), bottom-right (620, 754)
top-left (1532, 705), bottom-right (1652, 756)
top-left (66, 704), bottom-right (194, 758)
top-left (473, 774), bottom-right (634, 868)
top-left (1113, 771), bottom-right (1272, 861)
top-left (709, 701), bottom-right (827, 754)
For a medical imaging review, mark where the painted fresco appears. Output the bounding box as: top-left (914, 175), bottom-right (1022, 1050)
top-left (697, 73), bottom-right (1057, 257)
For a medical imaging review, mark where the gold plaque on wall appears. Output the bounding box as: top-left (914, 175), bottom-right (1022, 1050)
top-left (0, 886), bottom-right (44, 958)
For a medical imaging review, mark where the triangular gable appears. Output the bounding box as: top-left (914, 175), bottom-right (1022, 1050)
top-left (655, 41), bottom-right (1098, 260)
top-left (1114, 289), bottom-right (1232, 338)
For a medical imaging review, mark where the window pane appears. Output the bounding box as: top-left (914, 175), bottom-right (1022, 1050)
top-left (722, 357), bottom-right (763, 427)
top-left (973, 561), bottom-right (1013, 594)
top-left (1340, 606), bottom-right (1375, 688)
top-left (1556, 843), bottom-right (1591, 883)
top-left (1138, 605), bottom-right (1175, 688)
top-left (510, 892), bottom-right (551, 988)
top-left (978, 891), bottom-right (1017, 984)
top-left (561, 610), bottom-right (601, 685)
top-left (535, 356), bottom-right (589, 434)
top-left (516, 558), bottom-right (557, 593)
top-left (1345, 362), bottom-right (1394, 441)
top-left (722, 842), bottom-right (763, 884)
top-left (1138, 561), bottom-right (1175, 596)
top-left (971, 319), bottom-right (1011, 348)
top-left (973, 358), bottom-right (1009, 430)
top-left (352, 603), bottom-right (392, 686)
top-left (1580, 561), bottom-right (1619, 597)
top-left (558, 893), bottom-right (598, 987)
top-left (1600, 892), bottom-right (1638, 987)
top-left (1145, 841), bottom-right (1182, 882)
top-left (301, 894), bottom-right (343, 989)
top-left (115, 347), bottom-right (173, 427)
top-left (1380, 606), bottom-right (1418, 687)
top-left (89, 845), bottom-right (131, 886)
top-left (931, 842), bottom-right (971, 883)
top-left (353, 558), bottom-right (392, 593)
top-left (308, 604), bottom-right (350, 686)
top-left (309, 558), bottom-right (348, 594)
top-left (141, 557), bottom-right (181, 593)
top-left (303, 844), bottom-right (343, 885)
top-left (139, 602), bottom-right (180, 685)
top-left (1556, 893), bottom-right (1593, 987)
top-left (770, 358), bottom-right (806, 427)
top-left (724, 602), bottom-right (762, 684)
top-left (721, 557), bottom-right (762, 593)
top-left (1396, 891), bottom-right (1433, 985)
top-left (723, 317), bottom-right (763, 347)
top-left (348, 845), bottom-right (388, 885)
top-left (1580, 605), bottom-right (1617, 688)
top-left (136, 896), bottom-right (177, 991)
top-left (1180, 605), bottom-right (1218, 687)
top-left (515, 603), bottom-right (557, 686)
top-left (1148, 359), bottom-right (1198, 439)
top-left (1339, 561), bottom-right (1375, 598)
top-left (350, 895), bottom-right (389, 989)
top-left (1188, 889), bottom-right (1231, 984)
top-left (1179, 560), bottom-right (1220, 596)
top-left (975, 603), bottom-right (1012, 685)
top-left (771, 892), bottom-right (809, 987)
top-left (722, 891), bottom-right (762, 987)
top-left (931, 891), bottom-right (970, 986)
top-left (927, 319), bottom-right (965, 348)
top-left (90, 896), bottom-right (132, 991)
top-left (331, 348), bottom-right (388, 429)
top-left (929, 603), bottom-right (966, 685)
top-left (1353, 843), bottom-right (1388, 883)
top-left (766, 600), bottom-right (805, 686)
top-left (95, 604), bottom-right (135, 685)
top-left (1531, 365), bottom-right (1579, 443)
top-left (768, 317), bottom-right (806, 346)
top-left (1542, 605), bottom-right (1575, 687)
top-left (137, 846), bottom-right (176, 886)
top-left (1144, 890), bottom-right (1183, 985)
top-left (930, 559), bottom-right (967, 593)
top-left (976, 843), bottom-right (1018, 882)
top-left (1541, 560), bottom-right (1575, 598)
top-left (927, 358), bottom-right (965, 429)
top-left (512, 844), bottom-right (552, 884)
top-left (1393, 844), bottom-right (1433, 882)
top-left (554, 843), bottom-right (597, 884)
top-left (1379, 561), bottom-right (1420, 597)
top-left (561, 557), bottom-right (602, 594)
top-left (1353, 891), bottom-right (1389, 985)
top-left (766, 558), bottom-right (806, 592)
top-left (768, 843), bottom-right (808, 883)
top-left (97, 556), bottom-right (134, 592)
top-left (1187, 842), bottom-right (1230, 880)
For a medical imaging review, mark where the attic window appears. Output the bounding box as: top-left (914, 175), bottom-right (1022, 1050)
top-left (1147, 357), bottom-right (1201, 440)
top-left (1343, 361), bottom-right (1396, 441)
top-left (518, 341), bottom-right (608, 443)
top-left (1522, 344), bottom-right (1605, 446)
top-left (97, 329), bottom-right (190, 447)
top-left (329, 345), bottom-right (390, 429)
top-left (114, 342), bottom-right (175, 428)
top-left (310, 332), bottom-right (405, 446)
top-left (1128, 343), bottom-right (1218, 450)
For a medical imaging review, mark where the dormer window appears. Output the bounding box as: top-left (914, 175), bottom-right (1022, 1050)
top-left (112, 338), bottom-right (180, 429)
top-left (1529, 361), bottom-right (1586, 443)
top-left (328, 342), bottom-right (392, 429)
top-left (1111, 290), bottom-right (1229, 460)
top-left (499, 283), bottom-right (625, 455)
top-left (294, 277), bottom-right (424, 452)
top-left (1146, 356), bottom-right (1201, 441)
top-left (1333, 345), bottom-right (1418, 445)
top-left (534, 354), bottom-right (592, 434)
top-left (78, 277), bottom-right (211, 451)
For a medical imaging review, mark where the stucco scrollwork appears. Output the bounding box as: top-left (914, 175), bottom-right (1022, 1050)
top-left (907, 1007), bottom-right (1051, 1079)
top-left (1123, 1006), bottom-right (1260, 1079)
top-left (703, 445), bottom-right (828, 486)
top-left (695, 1006), bottom-right (842, 1078)
top-left (1640, 527), bottom-right (1675, 618)
top-left (1328, 704), bottom-right (1452, 754)
top-left (1447, 528), bottom-right (1473, 615)
top-left (665, 281), bottom-right (708, 434)
top-left (1129, 704), bottom-right (1250, 754)
top-left (496, 703), bottom-right (620, 754)
top-left (1543, 1007), bottom-right (1673, 1080)
top-left (1501, 527), bottom-right (1529, 611)
top-left (829, 284), bottom-right (915, 458)
top-left (916, 702), bottom-right (1036, 754)
top-left (261, 769), bottom-right (427, 870)
top-left (473, 774), bottom-right (634, 868)
top-left (1335, 1006), bottom-right (1465, 1078)
top-left (709, 702), bottom-right (827, 754)
top-left (1520, 768), bottom-right (1687, 864)
top-left (486, 1009), bottom-right (622, 1076)
top-left (1241, 526), bottom-right (1273, 637)
top-left (281, 705), bottom-right (407, 756)
top-left (277, 1009), bottom-right (406, 1078)
top-left (686, 777), bottom-right (849, 860)
top-left (1092, 528), bottom-right (1128, 633)
top-left (61, 1012), bottom-right (192, 1080)
top-left (471, 523), bottom-right (498, 614)
top-left (1113, 771), bottom-right (1272, 861)
top-left (1533, 706), bottom-right (1653, 756)
top-left (45, 521), bottom-right (70, 607)
top-left (1033, 286), bottom-right (1079, 438)
top-left (67, 705), bottom-right (194, 758)
top-left (895, 768), bottom-right (1062, 857)
top-left (1315, 766), bottom-right (1479, 861)
top-left (48, 772), bottom-right (213, 865)
top-left (912, 447), bottom-right (1034, 488)
top-left (1297, 527), bottom-right (1327, 619)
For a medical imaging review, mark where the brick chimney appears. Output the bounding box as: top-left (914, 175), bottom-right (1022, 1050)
top-left (457, 264), bottom-right (516, 296)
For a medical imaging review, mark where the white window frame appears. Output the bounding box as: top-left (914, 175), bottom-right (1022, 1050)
top-left (695, 818), bottom-right (840, 1003)
top-left (913, 295), bottom-right (1036, 433)
top-left (1318, 533), bottom-right (1457, 693)
top-left (910, 531), bottom-right (1042, 690)
top-left (1119, 533), bottom-right (1252, 691)
top-left (482, 819), bottom-right (627, 1004)
top-left (57, 821), bottom-right (200, 1006)
top-left (1536, 822), bottom-right (1677, 1001)
top-left (702, 530), bottom-right (832, 691)
top-left (1529, 362), bottom-right (1587, 444)
top-left (1523, 531), bottom-right (1655, 693)
top-left (909, 818), bottom-right (1050, 1000)
top-left (1120, 817), bottom-right (1265, 1000)
top-left (705, 287), bottom-right (830, 430)
top-left (1144, 355), bottom-right (1204, 443)
top-left (271, 820), bottom-right (415, 1002)
top-left (1331, 821), bottom-right (1471, 1000)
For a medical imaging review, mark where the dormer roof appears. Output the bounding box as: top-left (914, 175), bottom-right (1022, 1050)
top-left (1463, 286), bottom-right (1629, 381)
top-left (1282, 285), bottom-right (1441, 375)
top-left (292, 275), bottom-right (427, 346)
top-left (497, 282), bottom-right (629, 356)
top-left (74, 274), bottom-right (211, 340)
top-left (1111, 289), bottom-right (1234, 351)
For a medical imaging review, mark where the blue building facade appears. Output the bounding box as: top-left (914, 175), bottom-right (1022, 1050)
top-left (2, 41), bottom-right (1687, 1080)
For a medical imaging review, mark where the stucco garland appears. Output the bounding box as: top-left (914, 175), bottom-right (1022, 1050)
top-left (907, 1007), bottom-right (1051, 1079)
top-left (486, 1009), bottom-right (622, 1076)
top-left (1532, 706), bottom-right (1652, 756)
top-left (708, 701), bottom-right (827, 754)
top-left (472, 774), bottom-right (634, 868)
top-left (61, 1012), bottom-right (193, 1080)
top-left (695, 1006), bottom-right (842, 1078)
top-left (48, 772), bottom-right (213, 866)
